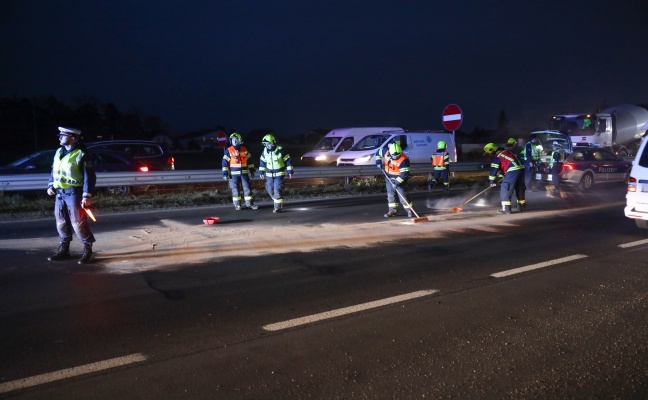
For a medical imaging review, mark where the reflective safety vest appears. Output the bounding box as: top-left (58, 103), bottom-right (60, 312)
top-left (520, 141), bottom-right (540, 162)
top-left (431, 150), bottom-right (450, 170)
top-left (550, 149), bottom-right (565, 168)
top-left (222, 145), bottom-right (254, 175)
top-left (52, 148), bottom-right (85, 189)
top-left (384, 151), bottom-right (410, 184)
top-left (259, 146), bottom-right (293, 177)
top-left (489, 149), bottom-right (524, 182)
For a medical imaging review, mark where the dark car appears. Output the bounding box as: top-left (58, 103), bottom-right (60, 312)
top-left (0, 149), bottom-right (149, 195)
top-left (0, 149), bottom-right (149, 174)
top-left (560, 147), bottom-right (632, 190)
top-left (85, 140), bottom-right (175, 170)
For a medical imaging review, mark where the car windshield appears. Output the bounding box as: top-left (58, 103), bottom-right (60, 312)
top-left (535, 133), bottom-right (570, 155)
top-left (312, 137), bottom-right (340, 151)
top-left (349, 135), bottom-right (390, 151)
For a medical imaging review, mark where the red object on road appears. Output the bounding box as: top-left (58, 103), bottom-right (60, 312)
top-left (442, 104), bottom-right (463, 131)
top-left (203, 217), bottom-right (220, 225)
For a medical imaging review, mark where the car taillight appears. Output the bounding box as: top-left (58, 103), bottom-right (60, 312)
top-left (167, 157), bottom-right (175, 165)
top-left (627, 176), bottom-right (637, 192)
top-left (562, 163), bottom-right (574, 171)
top-left (139, 166), bottom-right (149, 172)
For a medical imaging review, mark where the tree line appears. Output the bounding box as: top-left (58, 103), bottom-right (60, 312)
top-left (0, 95), bottom-right (168, 164)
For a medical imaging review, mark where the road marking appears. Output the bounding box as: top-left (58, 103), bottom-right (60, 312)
top-left (0, 353), bottom-right (147, 394)
top-left (618, 238), bottom-right (648, 248)
top-left (491, 255), bottom-right (588, 278)
top-left (263, 289), bottom-right (438, 332)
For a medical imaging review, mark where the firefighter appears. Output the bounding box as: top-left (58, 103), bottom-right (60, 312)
top-left (259, 134), bottom-right (293, 213)
top-left (46, 127), bottom-right (96, 264)
top-left (378, 142), bottom-right (414, 218)
top-left (429, 140), bottom-right (451, 191)
top-left (222, 132), bottom-right (258, 210)
top-left (504, 137), bottom-right (520, 154)
top-left (484, 142), bottom-right (526, 214)
top-left (550, 141), bottom-right (565, 197)
top-left (520, 133), bottom-right (540, 191)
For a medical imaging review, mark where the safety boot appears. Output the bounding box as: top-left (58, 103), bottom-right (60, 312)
top-left (518, 202), bottom-right (527, 212)
top-left (48, 243), bottom-right (70, 261)
top-left (384, 209), bottom-right (398, 218)
top-left (234, 203), bottom-right (241, 211)
top-left (443, 185), bottom-right (450, 191)
top-left (498, 205), bottom-right (512, 214)
top-left (78, 244), bottom-right (94, 264)
top-left (407, 209), bottom-right (414, 218)
top-left (246, 202), bottom-right (259, 210)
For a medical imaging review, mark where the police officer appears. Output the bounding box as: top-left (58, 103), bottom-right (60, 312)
top-left (429, 140), bottom-right (451, 191)
top-left (378, 142), bottom-right (414, 218)
top-left (550, 141), bottom-right (565, 197)
top-left (484, 142), bottom-right (526, 214)
top-left (222, 132), bottom-right (258, 210)
top-left (259, 134), bottom-right (293, 213)
top-left (520, 134), bottom-right (540, 191)
top-left (47, 127), bottom-right (96, 264)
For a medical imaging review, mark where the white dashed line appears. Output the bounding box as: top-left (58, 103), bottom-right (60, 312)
top-left (263, 289), bottom-right (438, 331)
top-left (618, 238), bottom-right (648, 248)
top-left (491, 254), bottom-right (588, 278)
top-left (0, 353), bottom-right (147, 394)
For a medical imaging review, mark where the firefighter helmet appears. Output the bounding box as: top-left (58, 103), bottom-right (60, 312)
top-left (507, 138), bottom-right (517, 146)
top-left (388, 142), bottom-right (402, 158)
top-left (262, 134), bottom-right (276, 145)
top-left (437, 140), bottom-right (447, 149)
top-left (230, 132), bottom-right (242, 145)
top-left (484, 143), bottom-right (498, 155)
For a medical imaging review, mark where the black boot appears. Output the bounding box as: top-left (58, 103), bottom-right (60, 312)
top-left (78, 244), bottom-right (94, 264)
top-left (498, 205), bottom-right (512, 214)
top-left (48, 243), bottom-right (70, 261)
top-left (518, 202), bottom-right (527, 212)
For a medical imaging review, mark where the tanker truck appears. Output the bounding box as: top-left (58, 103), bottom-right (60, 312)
top-left (550, 104), bottom-right (648, 157)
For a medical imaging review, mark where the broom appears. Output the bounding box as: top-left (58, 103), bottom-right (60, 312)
top-left (381, 169), bottom-right (428, 223)
top-left (449, 185), bottom-right (493, 213)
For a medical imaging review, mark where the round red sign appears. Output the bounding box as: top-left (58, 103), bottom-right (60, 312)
top-left (442, 104), bottom-right (463, 131)
top-left (217, 131), bottom-right (227, 147)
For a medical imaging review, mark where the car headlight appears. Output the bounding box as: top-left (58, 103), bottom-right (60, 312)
top-left (315, 155), bottom-right (327, 161)
top-left (356, 155), bottom-right (373, 163)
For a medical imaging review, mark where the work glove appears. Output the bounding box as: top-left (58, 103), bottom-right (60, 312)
top-left (223, 175), bottom-right (229, 181)
top-left (259, 173), bottom-right (265, 179)
top-left (288, 173), bottom-right (293, 179)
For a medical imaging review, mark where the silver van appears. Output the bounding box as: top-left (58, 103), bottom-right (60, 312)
top-left (336, 131), bottom-right (456, 166)
top-left (301, 127), bottom-right (403, 166)
top-left (624, 138), bottom-right (648, 229)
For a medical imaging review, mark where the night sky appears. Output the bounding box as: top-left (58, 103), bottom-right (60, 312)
top-left (2, 0), bottom-right (647, 137)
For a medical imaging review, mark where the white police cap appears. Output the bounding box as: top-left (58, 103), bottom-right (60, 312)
top-left (58, 127), bottom-right (82, 136)
top-left (552, 141), bottom-right (561, 148)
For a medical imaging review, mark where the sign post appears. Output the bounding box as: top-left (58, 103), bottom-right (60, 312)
top-left (442, 104), bottom-right (463, 132)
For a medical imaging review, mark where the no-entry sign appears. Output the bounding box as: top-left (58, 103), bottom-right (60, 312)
top-left (442, 104), bottom-right (463, 131)
top-left (217, 131), bottom-right (227, 147)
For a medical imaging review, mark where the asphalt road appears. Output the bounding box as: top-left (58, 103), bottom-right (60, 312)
top-left (0, 183), bottom-right (646, 399)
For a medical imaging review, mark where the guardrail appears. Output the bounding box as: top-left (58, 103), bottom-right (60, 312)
top-left (0, 162), bottom-right (486, 192)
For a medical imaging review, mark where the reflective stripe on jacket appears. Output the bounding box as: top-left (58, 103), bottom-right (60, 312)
top-left (384, 152), bottom-right (410, 184)
top-left (489, 149), bottom-right (524, 182)
top-left (520, 141), bottom-right (539, 162)
top-left (222, 145), bottom-right (255, 175)
top-left (259, 146), bottom-right (293, 177)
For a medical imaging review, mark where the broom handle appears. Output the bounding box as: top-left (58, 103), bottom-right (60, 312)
top-left (459, 186), bottom-right (492, 207)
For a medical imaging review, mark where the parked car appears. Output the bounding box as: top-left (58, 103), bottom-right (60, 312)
top-left (0, 149), bottom-right (149, 195)
top-left (559, 147), bottom-right (632, 190)
top-left (85, 140), bottom-right (175, 170)
top-left (624, 138), bottom-right (648, 229)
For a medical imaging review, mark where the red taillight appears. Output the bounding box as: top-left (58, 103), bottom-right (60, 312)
top-left (167, 157), bottom-right (175, 165)
top-left (628, 176), bottom-right (637, 192)
top-left (139, 166), bottom-right (149, 172)
top-left (562, 163), bottom-right (574, 171)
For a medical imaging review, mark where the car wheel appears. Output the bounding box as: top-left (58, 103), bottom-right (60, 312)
top-left (578, 172), bottom-right (594, 190)
top-left (636, 220), bottom-right (648, 229)
top-left (618, 149), bottom-right (628, 158)
top-left (105, 185), bottom-right (131, 196)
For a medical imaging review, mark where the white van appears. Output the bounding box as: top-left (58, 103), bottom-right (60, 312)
top-left (624, 137), bottom-right (648, 229)
top-left (301, 127), bottom-right (403, 166)
top-left (336, 130), bottom-right (456, 166)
